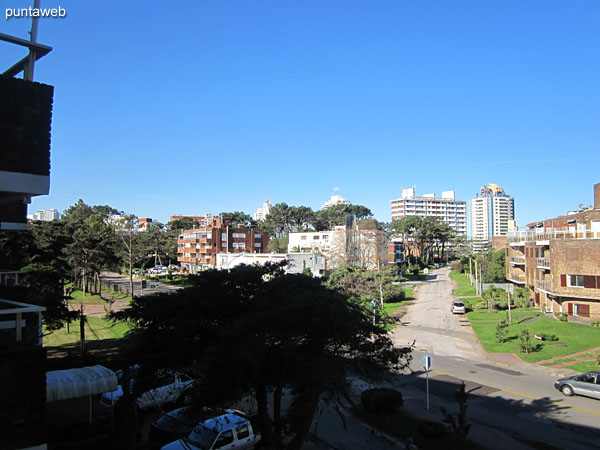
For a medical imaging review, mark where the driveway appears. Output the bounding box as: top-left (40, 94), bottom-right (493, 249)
top-left (391, 267), bottom-right (487, 360)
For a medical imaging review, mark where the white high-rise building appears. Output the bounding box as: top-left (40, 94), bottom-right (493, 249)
top-left (27, 209), bottom-right (60, 221)
top-left (390, 187), bottom-right (467, 236)
top-left (470, 184), bottom-right (515, 252)
top-left (322, 194), bottom-right (351, 210)
top-left (253, 199), bottom-right (272, 221)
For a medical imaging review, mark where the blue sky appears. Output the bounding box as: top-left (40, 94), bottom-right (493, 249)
top-left (3, 0), bottom-right (599, 228)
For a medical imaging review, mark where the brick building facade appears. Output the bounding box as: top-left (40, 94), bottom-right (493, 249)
top-left (177, 217), bottom-right (269, 272)
top-left (506, 183), bottom-right (600, 321)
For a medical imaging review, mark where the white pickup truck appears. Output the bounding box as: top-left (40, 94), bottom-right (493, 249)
top-left (161, 412), bottom-right (261, 450)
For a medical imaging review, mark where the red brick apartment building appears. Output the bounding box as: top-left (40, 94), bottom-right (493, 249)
top-left (506, 183), bottom-right (600, 321)
top-left (177, 217), bottom-right (269, 272)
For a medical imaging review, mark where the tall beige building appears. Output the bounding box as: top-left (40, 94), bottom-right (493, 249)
top-left (470, 184), bottom-right (515, 253)
top-left (390, 187), bottom-right (467, 236)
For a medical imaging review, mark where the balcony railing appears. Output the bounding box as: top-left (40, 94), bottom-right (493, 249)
top-left (536, 257), bottom-right (551, 268)
top-left (536, 280), bottom-right (552, 292)
top-left (508, 230), bottom-right (600, 243)
top-left (509, 273), bottom-right (526, 283)
top-left (510, 256), bottom-right (525, 265)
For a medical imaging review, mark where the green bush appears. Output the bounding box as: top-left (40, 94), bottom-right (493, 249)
top-left (360, 388), bottom-right (404, 415)
top-left (539, 333), bottom-right (558, 342)
top-left (555, 312), bottom-right (568, 322)
top-left (495, 319), bottom-right (509, 343)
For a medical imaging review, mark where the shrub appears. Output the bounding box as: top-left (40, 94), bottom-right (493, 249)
top-left (519, 328), bottom-right (533, 354)
top-left (360, 388), bottom-right (404, 415)
top-left (539, 333), bottom-right (558, 342)
top-left (450, 260), bottom-right (462, 274)
top-left (555, 312), bottom-right (568, 322)
top-left (495, 319), bottom-right (509, 343)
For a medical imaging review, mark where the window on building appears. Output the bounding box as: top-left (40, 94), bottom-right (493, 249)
top-left (322, 235), bottom-right (329, 240)
top-left (221, 233), bottom-right (227, 240)
top-left (301, 236), bottom-right (307, 240)
top-left (567, 248), bottom-right (583, 261)
top-left (255, 234), bottom-right (262, 239)
top-left (313, 235), bottom-right (320, 240)
top-left (255, 243), bottom-right (262, 248)
top-left (567, 275), bottom-right (584, 288)
top-left (232, 233), bottom-right (246, 238)
top-left (233, 243), bottom-right (246, 248)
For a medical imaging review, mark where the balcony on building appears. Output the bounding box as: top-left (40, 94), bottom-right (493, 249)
top-left (509, 272), bottom-right (526, 284)
top-left (536, 257), bottom-right (551, 270)
top-left (536, 280), bottom-right (553, 294)
top-left (509, 255), bottom-right (525, 266)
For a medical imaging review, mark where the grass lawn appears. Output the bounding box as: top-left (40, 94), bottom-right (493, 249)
top-left (449, 271), bottom-right (477, 297)
top-left (566, 361), bottom-right (600, 372)
top-left (68, 289), bottom-right (108, 304)
top-left (68, 288), bottom-right (132, 304)
top-left (468, 308), bottom-right (600, 364)
top-left (44, 316), bottom-right (132, 348)
top-left (141, 275), bottom-right (194, 287)
top-left (383, 287), bottom-right (415, 316)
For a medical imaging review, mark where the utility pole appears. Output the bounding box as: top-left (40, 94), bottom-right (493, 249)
top-left (79, 304), bottom-right (85, 356)
top-left (507, 290), bottom-right (512, 325)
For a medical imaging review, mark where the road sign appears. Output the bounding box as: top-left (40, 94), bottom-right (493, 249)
top-left (420, 352), bottom-right (434, 411)
top-left (420, 352), bottom-right (434, 371)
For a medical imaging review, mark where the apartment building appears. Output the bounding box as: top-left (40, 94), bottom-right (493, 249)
top-left (288, 217), bottom-right (387, 270)
top-left (506, 183), bottom-right (600, 321)
top-left (470, 184), bottom-right (515, 253)
top-left (1, 29), bottom-right (54, 450)
top-left (390, 187), bottom-right (467, 236)
top-left (387, 239), bottom-right (406, 265)
top-left (137, 217), bottom-right (153, 232)
top-left (177, 217), bottom-right (269, 272)
top-left (27, 208), bottom-right (60, 221)
top-left (216, 252), bottom-right (325, 277)
top-left (253, 199), bottom-right (272, 221)
top-left (322, 193), bottom-right (351, 210)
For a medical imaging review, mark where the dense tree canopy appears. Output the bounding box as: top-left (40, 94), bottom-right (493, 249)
top-left (389, 216), bottom-right (455, 264)
top-left (112, 264), bottom-right (412, 450)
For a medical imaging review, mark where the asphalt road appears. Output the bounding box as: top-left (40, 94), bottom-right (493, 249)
top-left (390, 267), bottom-right (600, 450)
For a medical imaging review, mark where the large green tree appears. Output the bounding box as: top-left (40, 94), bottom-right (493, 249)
top-left (62, 200), bottom-right (119, 295)
top-left (112, 265), bottom-right (412, 450)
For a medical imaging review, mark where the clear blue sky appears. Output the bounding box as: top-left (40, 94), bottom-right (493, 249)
top-left (4, 0), bottom-right (599, 228)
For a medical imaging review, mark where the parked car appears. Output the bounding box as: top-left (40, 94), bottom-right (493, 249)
top-left (555, 371), bottom-right (600, 399)
top-left (149, 406), bottom-right (249, 448)
top-left (99, 369), bottom-right (195, 411)
top-left (149, 266), bottom-right (168, 275)
top-left (450, 300), bottom-right (466, 314)
top-left (161, 412), bottom-right (260, 450)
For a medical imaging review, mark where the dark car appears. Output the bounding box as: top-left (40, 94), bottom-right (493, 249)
top-left (554, 371), bottom-right (600, 399)
top-left (149, 405), bottom-right (248, 448)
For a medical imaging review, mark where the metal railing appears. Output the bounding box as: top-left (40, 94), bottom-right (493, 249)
top-left (508, 229), bottom-right (600, 243)
top-left (536, 257), bottom-right (551, 268)
top-left (536, 280), bottom-right (552, 292)
top-left (509, 273), bottom-right (526, 283)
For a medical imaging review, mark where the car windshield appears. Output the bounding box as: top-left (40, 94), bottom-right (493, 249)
top-left (454, 302), bottom-right (464, 307)
top-left (188, 424), bottom-right (218, 449)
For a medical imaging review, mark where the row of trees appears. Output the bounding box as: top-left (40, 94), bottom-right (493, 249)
top-left (389, 216), bottom-right (458, 267)
top-left (0, 200), bottom-right (186, 331)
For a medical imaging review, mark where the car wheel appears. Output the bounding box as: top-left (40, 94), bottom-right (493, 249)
top-left (561, 385), bottom-right (574, 397)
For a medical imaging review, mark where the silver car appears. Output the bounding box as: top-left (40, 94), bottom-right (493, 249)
top-left (555, 371), bottom-right (600, 399)
top-left (450, 301), bottom-right (466, 314)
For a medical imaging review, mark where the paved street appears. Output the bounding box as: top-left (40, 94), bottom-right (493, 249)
top-left (388, 267), bottom-right (600, 449)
